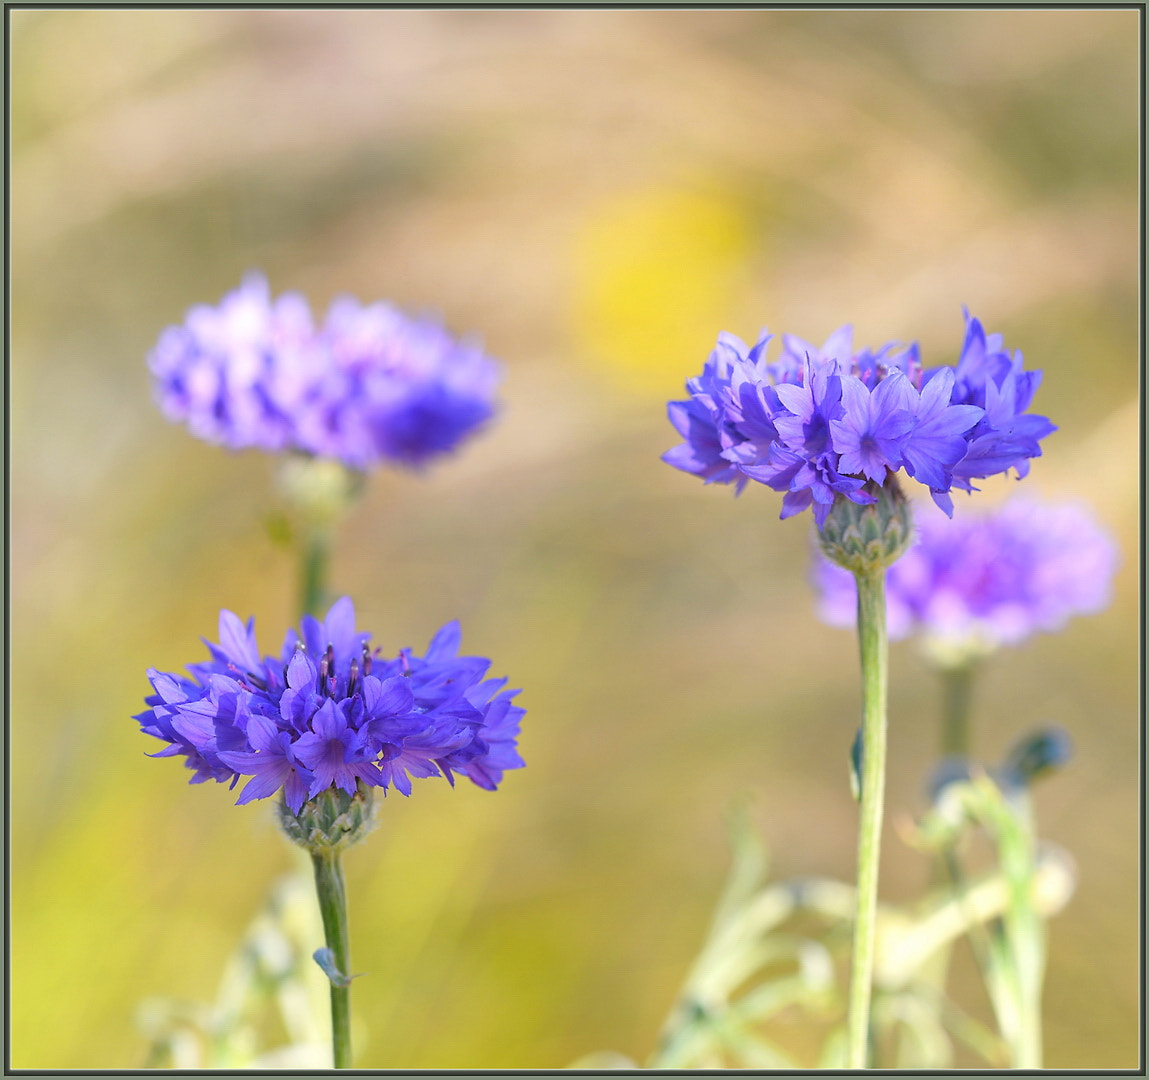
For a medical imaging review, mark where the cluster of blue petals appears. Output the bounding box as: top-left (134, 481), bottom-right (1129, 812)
top-left (137, 598), bottom-right (525, 812)
top-left (148, 275), bottom-right (500, 469)
top-left (815, 498), bottom-right (1118, 649)
top-left (663, 313), bottom-right (1055, 522)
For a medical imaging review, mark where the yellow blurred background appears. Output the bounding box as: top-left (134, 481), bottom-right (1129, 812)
top-left (10, 9), bottom-right (1140, 1069)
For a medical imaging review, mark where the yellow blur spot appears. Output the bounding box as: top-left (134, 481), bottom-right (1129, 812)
top-left (572, 186), bottom-right (755, 395)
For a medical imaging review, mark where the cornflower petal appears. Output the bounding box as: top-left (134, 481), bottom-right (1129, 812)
top-left (362, 674), bottom-right (416, 717)
top-left (235, 763), bottom-right (297, 806)
top-left (218, 610), bottom-right (264, 676)
top-left (321, 596), bottom-right (359, 659)
top-left (285, 650), bottom-right (317, 691)
top-left (426, 620), bottom-right (462, 661)
top-left (830, 373), bottom-right (915, 483)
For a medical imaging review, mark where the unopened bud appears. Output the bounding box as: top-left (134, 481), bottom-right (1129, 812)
top-left (817, 477), bottom-right (913, 576)
top-left (277, 783), bottom-right (377, 855)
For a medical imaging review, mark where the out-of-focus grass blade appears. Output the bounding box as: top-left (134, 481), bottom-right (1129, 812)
top-left (710, 797), bottom-right (769, 933)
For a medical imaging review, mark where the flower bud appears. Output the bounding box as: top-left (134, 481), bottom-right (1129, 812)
top-left (277, 783), bottom-right (377, 855)
top-left (276, 453), bottom-right (363, 528)
top-left (998, 727), bottom-right (1073, 792)
top-left (817, 478), bottom-right (913, 576)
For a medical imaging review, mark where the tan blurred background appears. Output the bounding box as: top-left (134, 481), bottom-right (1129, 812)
top-left (10, 9), bottom-right (1140, 1069)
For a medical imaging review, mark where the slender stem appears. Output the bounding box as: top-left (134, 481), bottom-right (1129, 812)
top-left (311, 851), bottom-right (352, 1068)
top-left (998, 793), bottom-right (1044, 1068)
top-left (926, 662), bottom-right (976, 908)
top-left (940, 663), bottom-right (975, 758)
top-left (846, 566), bottom-right (889, 1070)
top-left (918, 659), bottom-right (977, 1060)
top-left (300, 526), bottom-right (330, 618)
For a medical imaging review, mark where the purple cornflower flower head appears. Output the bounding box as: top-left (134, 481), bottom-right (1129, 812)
top-left (148, 275), bottom-right (318, 452)
top-left (829, 368), bottom-right (916, 484)
top-left (148, 274), bottom-right (501, 470)
top-left (136, 597), bottom-right (525, 810)
top-left (814, 498), bottom-right (1119, 664)
top-left (663, 312), bottom-right (1054, 524)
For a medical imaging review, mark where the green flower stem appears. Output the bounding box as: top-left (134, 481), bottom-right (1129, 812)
top-left (301, 524), bottom-right (331, 618)
top-left (926, 662), bottom-right (976, 913)
top-left (994, 792), bottom-right (1045, 1068)
top-left (940, 663), bottom-right (975, 758)
top-left (846, 565), bottom-right (889, 1070)
top-left (919, 660), bottom-right (976, 1040)
top-left (275, 454), bottom-right (363, 618)
top-left (311, 851), bottom-right (352, 1068)
top-left (935, 661), bottom-right (1043, 1067)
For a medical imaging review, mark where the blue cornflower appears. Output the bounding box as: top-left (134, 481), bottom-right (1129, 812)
top-left (663, 312), bottom-right (1054, 523)
top-left (814, 498), bottom-right (1119, 664)
top-left (830, 368), bottom-right (916, 484)
top-left (901, 368), bottom-right (986, 510)
top-left (292, 699), bottom-right (383, 800)
top-left (137, 598), bottom-right (525, 809)
top-left (772, 355), bottom-right (844, 461)
top-left (148, 274), bottom-right (501, 470)
top-left (219, 712), bottom-right (315, 813)
top-left (933, 314), bottom-right (1057, 511)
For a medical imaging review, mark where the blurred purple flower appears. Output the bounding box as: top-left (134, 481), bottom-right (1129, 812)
top-left (814, 498), bottom-right (1119, 660)
top-left (663, 312), bottom-right (1054, 524)
top-left (148, 274), bottom-right (500, 470)
top-left (137, 597), bottom-right (525, 809)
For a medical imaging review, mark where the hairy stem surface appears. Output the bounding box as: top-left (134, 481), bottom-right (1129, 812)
top-left (846, 566), bottom-right (888, 1069)
top-left (311, 851), bottom-right (352, 1068)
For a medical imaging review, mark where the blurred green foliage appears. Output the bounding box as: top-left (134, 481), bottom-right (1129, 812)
top-left (10, 9), bottom-right (1139, 1069)
top-left (584, 768), bottom-right (1074, 1071)
top-left (138, 868), bottom-right (332, 1069)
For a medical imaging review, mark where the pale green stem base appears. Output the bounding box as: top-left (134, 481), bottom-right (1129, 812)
top-left (846, 566), bottom-right (888, 1069)
top-left (995, 793), bottom-right (1045, 1068)
top-left (311, 852), bottom-right (352, 1068)
top-left (920, 660), bottom-right (975, 1031)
